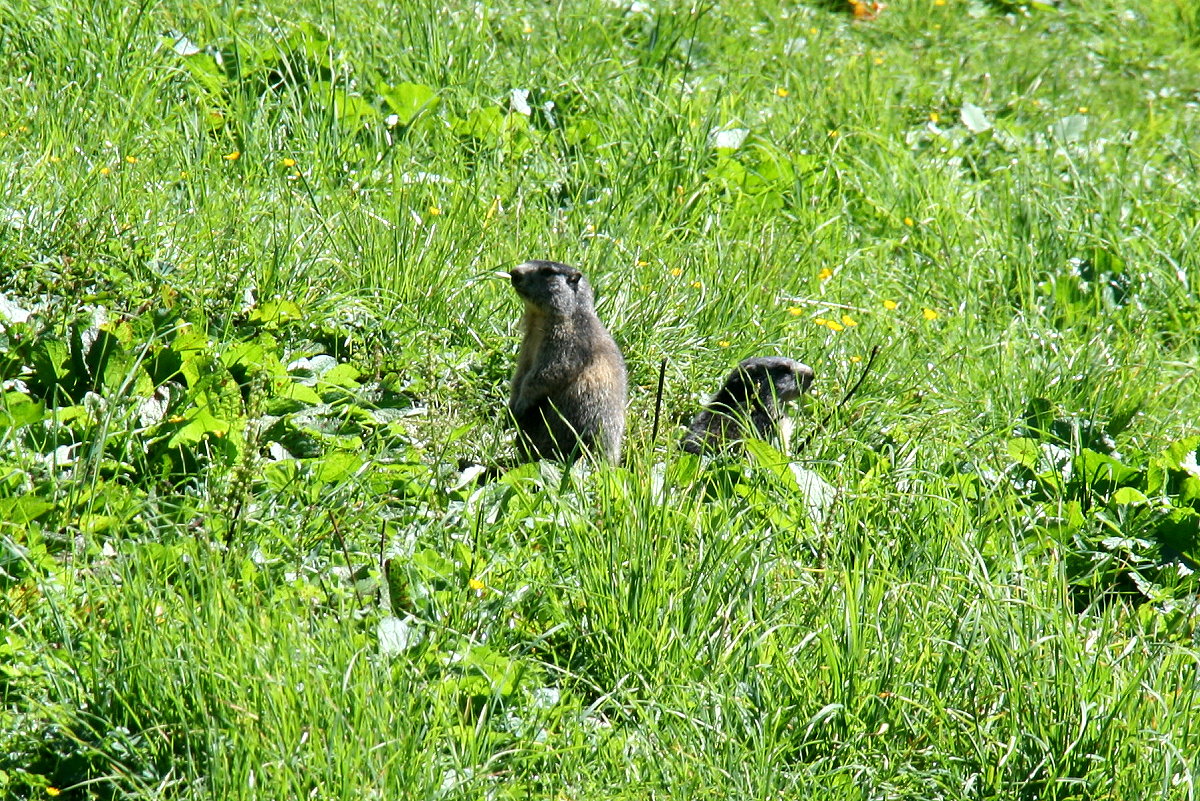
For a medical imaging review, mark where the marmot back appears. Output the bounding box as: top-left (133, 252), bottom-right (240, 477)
top-left (682, 356), bottom-right (814, 454)
top-left (508, 260), bottom-right (627, 462)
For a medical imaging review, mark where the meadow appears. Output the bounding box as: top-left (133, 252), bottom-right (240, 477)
top-left (2, 0), bottom-right (1200, 798)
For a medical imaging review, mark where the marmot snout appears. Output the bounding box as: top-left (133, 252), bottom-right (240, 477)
top-left (682, 356), bottom-right (814, 454)
top-left (508, 260), bottom-right (627, 462)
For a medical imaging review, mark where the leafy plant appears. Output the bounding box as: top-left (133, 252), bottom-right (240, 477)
top-left (1004, 399), bottom-right (1200, 608)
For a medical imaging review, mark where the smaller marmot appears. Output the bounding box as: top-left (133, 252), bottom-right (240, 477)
top-left (507, 260), bottom-right (627, 462)
top-left (682, 356), bottom-right (814, 454)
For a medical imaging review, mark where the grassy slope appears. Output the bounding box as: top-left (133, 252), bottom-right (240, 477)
top-left (2, 0), bottom-right (1200, 798)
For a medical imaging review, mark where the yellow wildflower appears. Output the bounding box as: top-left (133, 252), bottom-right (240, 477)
top-left (922, 307), bottom-right (939, 320)
top-left (787, 307), bottom-right (804, 316)
top-left (873, 56), bottom-right (884, 66)
top-left (883, 299), bottom-right (898, 310)
top-left (223, 150), bottom-right (240, 161)
top-left (98, 166), bottom-right (110, 175)
top-left (718, 340), bottom-right (731, 348)
top-left (428, 205), bottom-right (442, 216)
top-left (850, 355), bottom-right (862, 363)
top-left (930, 111), bottom-right (940, 122)
top-left (637, 260), bottom-right (649, 267)
top-left (125, 155), bottom-right (138, 164)
top-left (468, 578), bottom-right (487, 592)
top-left (670, 267), bottom-right (683, 277)
top-left (818, 267), bottom-right (834, 281)
top-left (841, 314), bottom-right (857, 327)
top-left (1078, 106), bottom-right (1088, 114)
top-left (690, 281), bottom-right (703, 289)
top-left (775, 87), bottom-right (789, 98)
top-left (904, 217), bottom-right (914, 227)
top-left (814, 317), bottom-right (828, 326)
top-left (282, 157), bottom-right (296, 167)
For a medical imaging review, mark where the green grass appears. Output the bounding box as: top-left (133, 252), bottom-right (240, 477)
top-left (3, 0), bottom-right (1200, 798)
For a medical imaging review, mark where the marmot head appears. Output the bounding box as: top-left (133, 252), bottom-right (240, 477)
top-left (716, 357), bottom-right (815, 412)
top-left (509, 260), bottom-right (595, 317)
top-left (682, 355), bottom-right (815, 454)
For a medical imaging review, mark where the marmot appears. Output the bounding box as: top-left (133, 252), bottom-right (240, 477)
top-left (507, 260), bottom-right (627, 462)
top-left (682, 356), bottom-right (814, 454)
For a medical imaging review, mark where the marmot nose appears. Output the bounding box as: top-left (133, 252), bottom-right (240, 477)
top-left (794, 363), bottom-right (815, 390)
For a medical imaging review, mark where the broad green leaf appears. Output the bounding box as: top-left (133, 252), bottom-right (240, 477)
top-left (378, 615), bottom-right (421, 655)
top-left (0, 391), bottom-right (44, 430)
top-left (248, 299), bottom-right (303, 325)
top-left (280, 382), bottom-right (323, 404)
top-left (960, 102), bottom-right (992, 134)
top-left (180, 49), bottom-right (229, 95)
top-left (1159, 436), bottom-right (1200, 475)
top-left (412, 548), bottom-right (456, 582)
top-left (1112, 486), bottom-right (1149, 506)
top-left (285, 21), bottom-right (333, 64)
top-left (318, 362), bottom-right (360, 389)
top-left (1038, 500), bottom-right (1084, 535)
top-left (379, 82), bottom-right (440, 126)
top-left (564, 118), bottom-right (599, 146)
top-left (1051, 114), bottom-right (1089, 143)
top-left (789, 463), bottom-right (836, 525)
top-left (1075, 448), bottom-right (1139, 487)
top-left (313, 451), bottom-right (362, 484)
top-left (1007, 437), bottom-right (1040, 470)
top-left (0, 497), bottom-right (53, 524)
top-left (1022, 397), bottom-right (1055, 438)
top-left (311, 81), bottom-right (379, 130)
top-left (458, 645), bottom-right (522, 696)
top-left (30, 338), bottom-right (70, 398)
top-left (744, 437), bottom-right (791, 484)
top-left (167, 405), bottom-right (231, 447)
top-left (452, 107), bottom-right (505, 141)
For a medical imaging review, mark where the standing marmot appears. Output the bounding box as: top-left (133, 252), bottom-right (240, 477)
top-left (682, 356), bottom-right (814, 454)
top-left (508, 260), bottom-right (627, 462)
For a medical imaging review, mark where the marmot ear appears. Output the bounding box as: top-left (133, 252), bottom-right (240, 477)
top-left (566, 271), bottom-right (582, 287)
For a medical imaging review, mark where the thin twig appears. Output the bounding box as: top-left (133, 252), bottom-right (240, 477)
top-left (328, 510), bottom-right (368, 614)
top-left (378, 518), bottom-right (388, 576)
top-left (651, 357), bottom-right (667, 444)
top-left (795, 344), bottom-right (882, 455)
top-left (778, 297), bottom-right (873, 313)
